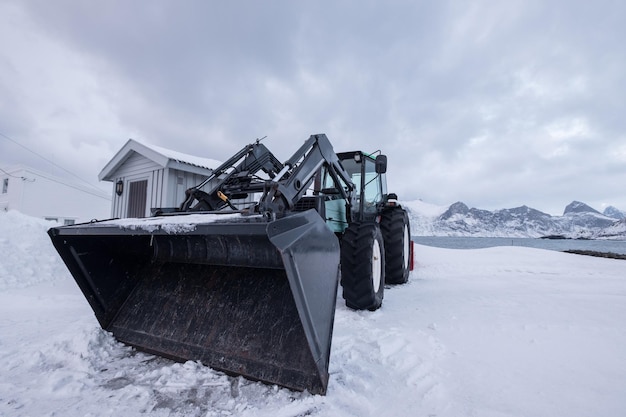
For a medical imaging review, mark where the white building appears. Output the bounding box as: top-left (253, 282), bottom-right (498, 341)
top-left (99, 139), bottom-right (221, 218)
top-left (0, 165), bottom-right (110, 224)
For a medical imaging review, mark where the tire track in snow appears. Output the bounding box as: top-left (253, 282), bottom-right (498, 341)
top-left (326, 293), bottom-right (450, 417)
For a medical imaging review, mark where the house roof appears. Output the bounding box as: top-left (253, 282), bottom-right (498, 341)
top-left (99, 139), bottom-right (222, 181)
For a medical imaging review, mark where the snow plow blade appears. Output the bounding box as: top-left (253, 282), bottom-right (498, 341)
top-left (47, 210), bottom-right (340, 394)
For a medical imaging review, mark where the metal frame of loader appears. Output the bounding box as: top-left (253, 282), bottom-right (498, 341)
top-left (48, 134), bottom-right (413, 395)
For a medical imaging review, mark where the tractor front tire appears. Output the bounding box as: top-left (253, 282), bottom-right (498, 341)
top-left (381, 208), bottom-right (411, 284)
top-left (340, 222), bottom-right (385, 311)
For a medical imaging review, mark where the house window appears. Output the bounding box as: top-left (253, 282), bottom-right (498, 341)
top-left (2, 178), bottom-right (7, 194)
top-left (45, 217), bottom-right (58, 222)
top-left (64, 219), bottom-right (75, 225)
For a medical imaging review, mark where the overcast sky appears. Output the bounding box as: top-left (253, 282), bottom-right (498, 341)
top-left (1, 0), bottom-right (625, 215)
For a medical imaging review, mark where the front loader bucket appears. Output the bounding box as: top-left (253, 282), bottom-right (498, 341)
top-left (47, 210), bottom-right (340, 394)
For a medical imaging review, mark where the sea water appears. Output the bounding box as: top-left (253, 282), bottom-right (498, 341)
top-left (412, 236), bottom-right (626, 255)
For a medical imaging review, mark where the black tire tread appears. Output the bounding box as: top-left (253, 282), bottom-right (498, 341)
top-left (340, 222), bottom-right (384, 311)
top-left (380, 208), bottom-right (410, 284)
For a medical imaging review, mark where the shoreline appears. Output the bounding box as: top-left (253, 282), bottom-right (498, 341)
top-left (563, 249), bottom-right (626, 260)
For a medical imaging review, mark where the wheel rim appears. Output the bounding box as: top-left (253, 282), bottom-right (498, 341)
top-left (372, 239), bottom-right (382, 292)
top-left (403, 224), bottom-right (410, 270)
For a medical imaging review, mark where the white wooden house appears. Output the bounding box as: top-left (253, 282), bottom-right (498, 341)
top-left (0, 165), bottom-right (110, 224)
top-left (99, 139), bottom-right (221, 218)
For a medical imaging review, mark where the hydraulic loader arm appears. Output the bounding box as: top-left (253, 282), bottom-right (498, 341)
top-left (259, 134), bottom-right (355, 217)
top-left (178, 133), bottom-right (354, 219)
top-left (180, 140), bottom-right (284, 212)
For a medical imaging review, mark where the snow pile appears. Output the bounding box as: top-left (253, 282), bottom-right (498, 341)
top-left (1, 212), bottom-right (626, 416)
top-left (0, 210), bottom-right (70, 289)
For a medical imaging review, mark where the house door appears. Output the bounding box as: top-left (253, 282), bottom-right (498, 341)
top-left (127, 179), bottom-right (148, 218)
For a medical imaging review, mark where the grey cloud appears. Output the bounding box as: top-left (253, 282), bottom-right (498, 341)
top-left (2, 0), bottom-right (625, 214)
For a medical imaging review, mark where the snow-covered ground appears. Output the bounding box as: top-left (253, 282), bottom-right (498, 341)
top-left (1, 210), bottom-right (625, 417)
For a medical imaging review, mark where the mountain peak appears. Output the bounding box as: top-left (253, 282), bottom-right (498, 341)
top-left (563, 201), bottom-right (600, 215)
top-left (439, 201), bottom-right (469, 220)
top-left (603, 206), bottom-right (626, 220)
top-left (404, 199), bottom-right (625, 238)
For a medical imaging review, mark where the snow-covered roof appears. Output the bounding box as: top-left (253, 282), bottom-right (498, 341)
top-left (99, 139), bottom-right (222, 181)
top-left (146, 143), bottom-right (222, 171)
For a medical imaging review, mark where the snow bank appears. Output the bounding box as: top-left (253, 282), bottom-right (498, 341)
top-left (1, 212), bottom-right (625, 416)
top-left (0, 210), bottom-right (71, 289)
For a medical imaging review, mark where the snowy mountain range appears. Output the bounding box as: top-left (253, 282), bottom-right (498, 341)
top-left (403, 200), bottom-right (626, 239)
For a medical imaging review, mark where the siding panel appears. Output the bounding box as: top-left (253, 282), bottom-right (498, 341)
top-left (116, 153), bottom-right (161, 178)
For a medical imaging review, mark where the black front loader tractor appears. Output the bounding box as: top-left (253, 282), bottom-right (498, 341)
top-left (48, 133), bottom-right (413, 395)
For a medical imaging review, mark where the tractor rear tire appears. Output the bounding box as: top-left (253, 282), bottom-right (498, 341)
top-left (340, 222), bottom-right (385, 311)
top-left (381, 208), bottom-right (411, 284)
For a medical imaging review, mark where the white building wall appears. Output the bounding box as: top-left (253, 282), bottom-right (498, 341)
top-left (109, 152), bottom-right (162, 218)
top-left (0, 166), bottom-right (110, 223)
top-left (0, 174), bottom-right (24, 213)
top-left (100, 145), bottom-right (222, 218)
top-left (165, 169), bottom-right (211, 209)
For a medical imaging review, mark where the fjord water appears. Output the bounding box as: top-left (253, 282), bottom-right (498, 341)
top-left (413, 236), bottom-right (626, 255)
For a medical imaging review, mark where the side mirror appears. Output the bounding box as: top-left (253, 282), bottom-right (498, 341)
top-left (375, 155), bottom-right (387, 174)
